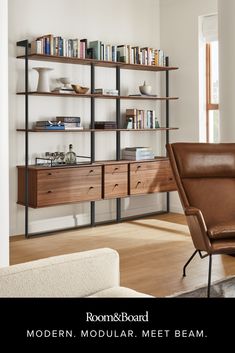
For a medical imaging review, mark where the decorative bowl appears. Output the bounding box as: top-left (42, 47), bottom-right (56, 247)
top-left (71, 84), bottom-right (89, 94)
top-left (139, 81), bottom-right (152, 95)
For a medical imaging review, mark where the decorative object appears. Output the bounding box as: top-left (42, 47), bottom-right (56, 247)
top-left (65, 144), bottom-right (77, 164)
top-left (33, 67), bottom-right (54, 92)
top-left (139, 81), bottom-right (152, 95)
top-left (71, 84), bottom-right (89, 94)
top-left (60, 77), bottom-right (71, 89)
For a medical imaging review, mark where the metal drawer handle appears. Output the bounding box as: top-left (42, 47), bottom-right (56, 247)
top-left (89, 186), bottom-right (94, 190)
top-left (137, 165), bottom-right (142, 170)
top-left (114, 184), bottom-right (119, 187)
top-left (137, 181), bottom-right (142, 187)
top-left (48, 173), bottom-right (52, 176)
top-left (89, 170), bottom-right (95, 174)
top-left (47, 190), bottom-right (52, 193)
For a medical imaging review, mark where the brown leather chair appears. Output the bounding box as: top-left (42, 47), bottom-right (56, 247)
top-left (166, 143), bottom-right (235, 297)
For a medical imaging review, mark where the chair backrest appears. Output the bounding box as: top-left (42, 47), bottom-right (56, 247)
top-left (167, 143), bottom-right (235, 229)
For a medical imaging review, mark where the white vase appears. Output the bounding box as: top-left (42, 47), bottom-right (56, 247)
top-left (33, 67), bottom-right (54, 92)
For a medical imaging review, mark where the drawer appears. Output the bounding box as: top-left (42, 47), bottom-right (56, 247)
top-left (38, 166), bottom-right (101, 182)
top-left (104, 164), bottom-right (128, 174)
top-left (103, 164), bottom-right (128, 199)
top-left (130, 160), bottom-right (169, 173)
top-left (130, 160), bottom-right (176, 195)
top-left (37, 182), bottom-right (101, 207)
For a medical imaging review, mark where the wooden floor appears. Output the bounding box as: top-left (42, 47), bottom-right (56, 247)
top-left (10, 213), bottom-right (235, 297)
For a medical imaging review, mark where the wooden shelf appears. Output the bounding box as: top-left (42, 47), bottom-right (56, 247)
top-left (17, 127), bottom-right (179, 133)
top-left (17, 53), bottom-right (179, 72)
top-left (16, 91), bottom-right (179, 100)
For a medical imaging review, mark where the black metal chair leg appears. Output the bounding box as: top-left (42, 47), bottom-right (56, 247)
top-left (207, 254), bottom-right (212, 298)
top-left (183, 250), bottom-right (198, 277)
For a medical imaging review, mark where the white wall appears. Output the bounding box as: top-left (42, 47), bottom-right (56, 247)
top-left (160, 0), bottom-right (217, 213)
top-left (0, 0), bottom-right (9, 266)
top-left (9, 0), bottom-right (166, 235)
top-left (218, 0), bottom-right (235, 142)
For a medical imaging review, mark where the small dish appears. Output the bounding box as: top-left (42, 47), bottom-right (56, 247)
top-left (71, 84), bottom-right (89, 94)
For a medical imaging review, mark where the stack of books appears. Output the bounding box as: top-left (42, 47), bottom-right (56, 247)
top-left (122, 147), bottom-right (155, 161)
top-left (94, 121), bottom-right (117, 129)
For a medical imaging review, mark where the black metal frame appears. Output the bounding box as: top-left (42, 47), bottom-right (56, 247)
top-left (17, 41), bottom-right (172, 238)
top-left (182, 250), bottom-right (212, 298)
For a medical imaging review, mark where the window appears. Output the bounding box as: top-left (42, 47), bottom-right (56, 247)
top-left (206, 41), bottom-right (219, 142)
top-left (199, 14), bottom-right (219, 143)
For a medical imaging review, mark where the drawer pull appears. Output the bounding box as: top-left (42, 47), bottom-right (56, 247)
top-left (47, 190), bottom-right (52, 193)
top-left (137, 165), bottom-right (142, 170)
top-left (113, 167), bottom-right (119, 173)
top-left (48, 173), bottom-right (52, 176)
top-left (136, 181), bottom-right (142, 187)
top-left (89, 170), bottom-right (95, 174)
top-left (114, 184), bottom-right (119, 187)
top-left (169, 178), bottom-right (173, 181)
top-left (89, 186), bottom-right (94, 190)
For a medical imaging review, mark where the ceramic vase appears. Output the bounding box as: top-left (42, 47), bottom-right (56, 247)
top-left (33, 67), bottom-right (54, 92)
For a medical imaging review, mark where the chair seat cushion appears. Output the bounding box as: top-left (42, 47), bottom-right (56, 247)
top-left (208, 221), bottom-right (235, 239)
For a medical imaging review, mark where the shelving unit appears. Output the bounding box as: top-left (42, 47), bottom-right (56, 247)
top-left (16, 39), bottom-right (179, 238)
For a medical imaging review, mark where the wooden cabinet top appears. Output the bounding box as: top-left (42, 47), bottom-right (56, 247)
top-left (17, 157), bottom-right (169, 170)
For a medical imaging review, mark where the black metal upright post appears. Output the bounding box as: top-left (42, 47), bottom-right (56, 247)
top-left (90, 64), bottom-right (95, 226)
top-left (116, 67), bottom-right (121, 221)
top-left (17, 40), bottom-right (29, 238)
top-left (165, 56), bottom-right (170, 213)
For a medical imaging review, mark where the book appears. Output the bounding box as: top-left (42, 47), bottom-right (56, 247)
top-left (89, 40), bottom-right (101, 60)
top-left (124, 147), bottom-right (152, 151)
top-left (129, 94), bottom-right (158, 97)
top-left (34, 125), bottom-right (65, 130)
top-left (56, 117), bottom-right (81, 123)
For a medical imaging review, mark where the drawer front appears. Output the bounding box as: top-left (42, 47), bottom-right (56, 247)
top-left (130, 160), bottom-right (169, 172)
top-left (104, 164), bottom-right (128, 174)
top-left (130, 160), bottom-right (176, 195)
top-left (103, 175), bottom-right (128, 199)
top-left (37, 166), bottom-right (102, 206)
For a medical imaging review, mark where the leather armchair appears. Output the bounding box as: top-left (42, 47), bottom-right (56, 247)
top-left (166, 143), bottom-right (235, 297)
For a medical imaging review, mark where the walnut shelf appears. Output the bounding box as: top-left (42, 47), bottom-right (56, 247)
top-left (17, 53), bottom-right (178, 72)
top-left (17, 127), bottom-right (179, 132)
top-left (17, 91), bottom-right (179, 100)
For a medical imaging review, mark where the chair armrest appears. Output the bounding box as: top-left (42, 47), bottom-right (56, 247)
top-left (185, 207), bottom-right (203, 217)
top-left (184, 207), bottom-right (212, 252)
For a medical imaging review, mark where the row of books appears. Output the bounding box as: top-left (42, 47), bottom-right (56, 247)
top-left (126, 109), bottom-right (160, 129)
top-left (122, 147), bottom-right (155, 161)
top-left (30, 34), bottom-right (166, 66)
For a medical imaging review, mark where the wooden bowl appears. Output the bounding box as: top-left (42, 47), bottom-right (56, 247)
top-left (72, 84), bottom-right (89, 94)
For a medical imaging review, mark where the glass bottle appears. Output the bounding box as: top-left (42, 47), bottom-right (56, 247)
top-left (65, 144), bottom-right (77, 164)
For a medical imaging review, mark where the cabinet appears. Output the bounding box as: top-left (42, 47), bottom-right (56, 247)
top-left (16, 39), bottom-right (178, 238)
